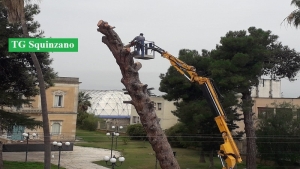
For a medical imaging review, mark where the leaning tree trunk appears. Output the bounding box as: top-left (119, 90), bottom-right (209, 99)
top-left (209, 150), bottom-right (214, 169)
top-left (199, 150), bottom-right (206, 163)
top-left (0, 141), bottom-right (3, 169)
top-left (20, 4), bottom-right (51, 169)
top-left (97, 20), bottom-right (180, 169)
top-left (241, 91), bottom-right (256, 169)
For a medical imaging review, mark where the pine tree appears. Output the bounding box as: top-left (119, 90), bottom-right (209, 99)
top-left (159, 49), bottom-right (243, 167)
top-left (209, 27), bottom-right (300, 169)
top-left (0, 2), bottom-right (56, 127)
top-left (0, 3), bottom-right (56, 168)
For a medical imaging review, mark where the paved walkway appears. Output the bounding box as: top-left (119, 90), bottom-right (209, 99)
top-left (3, 146), bottom-right (120, 169)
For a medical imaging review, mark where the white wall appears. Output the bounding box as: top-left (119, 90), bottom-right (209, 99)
top-left (251, 79), bottom-right (281, 98)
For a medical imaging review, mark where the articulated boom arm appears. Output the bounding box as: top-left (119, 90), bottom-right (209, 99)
top-left (149, 45), bottom-right (198, 82)
top-left (200, 78), bottom-right (243, 169)
top-left (149, 45), bottom-right (242, 169)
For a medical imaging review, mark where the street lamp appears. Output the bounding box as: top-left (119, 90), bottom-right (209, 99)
top-left (106, 132), bottom-right (116, 158)
top-left (103, 155), bottom-right (125, 169)
top-left (22, 132), bottom-right (36, 162)
top-left (105, 131), bottom-right (125, 168)
top-left (53, 141), bottom-right (70, 169)
top-left (112, 125), bottom-right (123, 149)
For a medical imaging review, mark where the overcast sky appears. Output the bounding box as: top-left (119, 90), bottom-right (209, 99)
top-left (34, 1), bottom-right (300, 97)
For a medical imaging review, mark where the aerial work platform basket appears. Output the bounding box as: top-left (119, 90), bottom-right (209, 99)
top-left (132, 41), bottom-right (155, 60)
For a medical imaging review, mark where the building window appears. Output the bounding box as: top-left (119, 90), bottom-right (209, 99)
top-left (52, 90), bottom-right (66, 107)
top-left (51, 121), bottom-right (62, 135)
top-left (297, 109), bottom-right (300, 120)
top-left (276, 108), bottom-right (293, 118)
top-left (132, 116), bottom-right (140, 123)
top-left (54, 95), bottom-right (63, 107)
top-left (258, 107), bottom-right (274, 119)
top-left (153, 103), bottom-right (157, 110)
top-left (157, 103), bottom-right (162, 110)
top-left (258, 107), bottom-right (294, 119)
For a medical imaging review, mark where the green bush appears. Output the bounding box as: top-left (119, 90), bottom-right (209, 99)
top-left (165, 122), bottom-right (190, 148)
top-left (77, 111), bottom-right (89, 129)
top-left (80, 113), bottom-right (99, 131)
top-left (126, 124), bottom-right (147, 140)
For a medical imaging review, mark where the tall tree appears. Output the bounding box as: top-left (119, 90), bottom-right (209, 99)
top-left (160, 49), bottom-right (243, 167)
top-left (209, 27), bottom-right (300, 169)
top-left (0, 3), bottom-right (56, 106)
top-left (256, 102), bottom-right (300, 167)
top-left (1, 1), bottom-right (53, 168)
top-left (97, 20), bottom-right (180, 169)
top-left (0, 3), bottom-right (56, 168)
top-left (77, 91), bottom-right (91, 129)
top-left (283, 0), bottom-right (300, 28)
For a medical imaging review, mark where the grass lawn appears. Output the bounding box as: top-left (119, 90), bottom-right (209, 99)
top-left (3, 161), bottom-right (65, 169)
top-left (0, 130), bottom-right (274, 169)
top-left (75, 129), bottom-right (273, 169)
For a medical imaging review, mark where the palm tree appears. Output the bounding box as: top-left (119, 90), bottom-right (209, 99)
top-left (78, 91), bottom-right (92, 112)
top-left (283, 0), bottom-right (300, 28)
top-left (1, 1), bottom-right (51, 169)
top-left (77, 92), bottom-right (92, 128)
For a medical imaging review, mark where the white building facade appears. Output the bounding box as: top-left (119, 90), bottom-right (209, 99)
top-left (130, 96), bottom-right (179, 130)
top-left (251, 78), bottom-right (281, 98)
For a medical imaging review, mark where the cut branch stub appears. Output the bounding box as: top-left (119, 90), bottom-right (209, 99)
top-left (123, 100), bottom-right (133, 104)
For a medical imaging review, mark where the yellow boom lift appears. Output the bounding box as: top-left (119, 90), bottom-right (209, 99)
top-left (134, 43), bottom-right (242, 169)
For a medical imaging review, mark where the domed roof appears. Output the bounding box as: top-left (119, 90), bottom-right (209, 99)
top-left (81, 90), bottom-right (132, 118)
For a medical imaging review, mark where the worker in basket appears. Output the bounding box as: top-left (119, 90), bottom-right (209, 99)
top-left (131, 33), bottom-right (145, 56)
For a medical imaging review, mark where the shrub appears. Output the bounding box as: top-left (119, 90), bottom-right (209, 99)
top-left (165, 122), bottom-right (190, 148)
top-left (81, 113), bottom-right (98, 131)
top-left (126, 124), bottom-right (147, 140)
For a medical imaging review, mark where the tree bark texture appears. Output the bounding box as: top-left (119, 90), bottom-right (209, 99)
top-left (199, 150), bottom-right (206, 163)
top-left (0, 141), bottom-right (3, 169)
top-left (20, 5), bottom-right (51, 169)
top-left (209, 150), bottom-right (214, 169)
top-left (97, 20), bottom-right (180, 169)
top-left (241, 91), bottom-right (257, 169)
